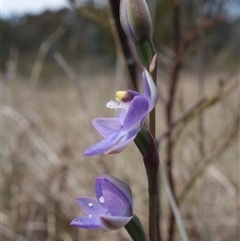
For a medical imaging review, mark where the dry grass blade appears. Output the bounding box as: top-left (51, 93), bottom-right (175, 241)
top-left (161, 162), bottom-right (190, 241)
top-left (157, 77), bottom-right (238, 146)
top-left (157, 97), bottom-right (206, 146)
top-left (207, 164), bottom-right (237, 197)
top-left (53, 52), bottom-right (90, 118)
top-left (178, 116), bottom-right (239, 204)
top-left (1, 225), bottom-right (28, 241)
top-left (30, 27), bottom-right (66, 85)
top-left (2, 105), bottom-right (61, 166)
top-left (46, 203), bottom-right (56, 241)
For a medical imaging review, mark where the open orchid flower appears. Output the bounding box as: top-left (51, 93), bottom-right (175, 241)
top-left (83, 69), bottom-right (158, 156)
top-left (70, 175), bottom-right (133, 230)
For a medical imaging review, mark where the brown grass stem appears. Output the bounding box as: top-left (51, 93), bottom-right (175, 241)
top-left (166, 1), bottom-right (181, 240)
top-left (197, 22), bottom-right (206, 157)
top-left (165, 7), bottom-right (226, 241)
top-left (107, 0), bottom-right (138, 90)
top-left (157, 97), bottom-right (206, 146)
top-left (161, 77), bottom-right (239, 145)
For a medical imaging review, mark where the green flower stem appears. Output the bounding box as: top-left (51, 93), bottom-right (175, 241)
top-left (125, 214), bottom-right (148, 241)
top-left (135, 37), bottom-right (157, 139)
top-left (135, 37), bottom-right (159, 241)
top-left (134, 128), bottom-right (159, 241)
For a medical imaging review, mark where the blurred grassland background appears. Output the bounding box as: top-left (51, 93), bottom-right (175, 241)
top-left (1, 0), bottom-right (239, 241)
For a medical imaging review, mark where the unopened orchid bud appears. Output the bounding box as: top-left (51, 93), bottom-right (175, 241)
top-left (120, 0), bottom-right (152, 42)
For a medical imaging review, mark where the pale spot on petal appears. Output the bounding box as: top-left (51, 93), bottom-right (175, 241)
top-left (99, 196), bottom-right (105, 203)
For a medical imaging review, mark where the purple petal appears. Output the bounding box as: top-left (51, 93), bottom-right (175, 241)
top-left (70, 216), bottom-right (103, 229)
top-left (118, 90), bottom-right (140, 126)
top-left (83, 131), bottom-right (127, 156)
top-left (142, 69), bottom-right (158, 111)
top-left (123, 96), bottom-right (149, 131)
top-left (119, 107), bottom-right (129, 126)
top-left (128, 90), bottom-right (141, 97)
top-left (101, 179), bottom-right (132, 216)
top-left (103, 175), bottom-right (133, 212)
top-left (106, 129), bottom-right (138, 155)
top-left (95, 177), bottom-right (106, 208)
top-left (76, 197), bottom-right (108, 216)
top-left (92, 118), bottom-right (122, 137)
top-left (100, 215), bottom-right (133, 230)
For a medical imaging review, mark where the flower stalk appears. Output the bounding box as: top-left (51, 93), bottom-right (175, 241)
top-left (73, 1), bottom-right (161, 241)
top-left (119, 1), bottom-right (159, 239)
top-left (135, 128), bottom-right (159, 241)
top-left (125, 214), bottom-right (148, 241)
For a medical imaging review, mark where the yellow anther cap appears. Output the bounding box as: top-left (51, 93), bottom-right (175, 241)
top-left (116, 91), bottom-right (127, 102)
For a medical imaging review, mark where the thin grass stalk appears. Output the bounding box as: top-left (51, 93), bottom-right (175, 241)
top-left (30, 27), bottom-right (65, 85)
top-left (197, 2), bottom-right (206, 158)
top-left (161, 162), bottom-right (189, 241)
top-left (166, 1), bottom-right (182, 240)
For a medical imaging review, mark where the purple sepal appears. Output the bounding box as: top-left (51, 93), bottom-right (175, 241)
top-left (100, 215), bottom-right (133, 230)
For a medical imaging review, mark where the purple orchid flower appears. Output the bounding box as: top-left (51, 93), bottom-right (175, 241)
top-left (83, 69), bottom-right (158, 156)
top-left (70, 175), bottom-right (133, 230)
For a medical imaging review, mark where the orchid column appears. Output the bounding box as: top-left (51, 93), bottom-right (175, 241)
top-left (120, 0), bottom-right (160, 241)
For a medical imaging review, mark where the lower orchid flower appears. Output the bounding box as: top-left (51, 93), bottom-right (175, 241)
top-left (83, 69), bottom-right (158, 155)
top-left (70, 175), bottom-right (133, 230)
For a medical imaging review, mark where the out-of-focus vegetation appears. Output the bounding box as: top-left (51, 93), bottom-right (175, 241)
top-left (1, 7), bottom-right (115, 78)
top-left (1, 0), bottom-right (239, 80)
top-left (1, 0), bottom-right (239, 241)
